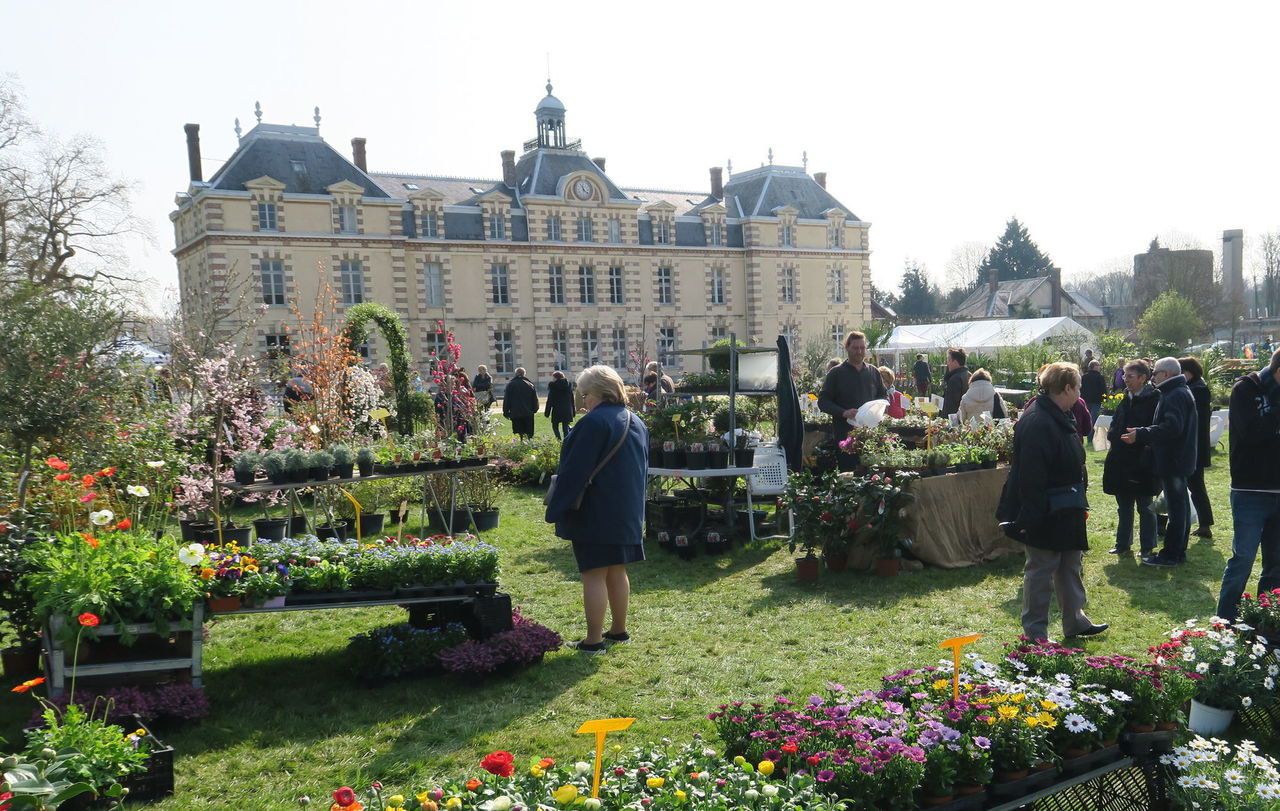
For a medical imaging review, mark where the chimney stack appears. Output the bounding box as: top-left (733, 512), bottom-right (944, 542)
top-left (183, 123), bottom-right (202, 182)
top-left (501, 150), bottom-right (517, 187)
top-left (988, 267), bottom-right (999, 301)
top-left (1050, 267), bottom-right (1063, 317)
top-left (351, 137), bottom-right (367, 172)
top-left (710, 166), bottom-right (723, 198)
top-left (592, 156), bottom-right (607, 172)
top-left (814, 171), bottom-right (827, 189)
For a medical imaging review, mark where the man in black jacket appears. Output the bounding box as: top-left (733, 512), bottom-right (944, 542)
top-left (818, 330), bottom-right (887, 441)
top-left (912, 353), bottom-right (931, 397)
top-left (1122, 357), bottom-right (1198, 566)
top-left (502, 367), bottom-right (539, 439)
top-left (1080, 360), bottom-right (1107, 427)
top-left (1216, 349), bottom-right (1280, 619)
top-left (941, 347), bottom-right (970, 418)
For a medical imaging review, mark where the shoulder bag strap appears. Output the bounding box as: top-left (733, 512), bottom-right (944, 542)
top-left (585, 411), bottom-right (631, 488)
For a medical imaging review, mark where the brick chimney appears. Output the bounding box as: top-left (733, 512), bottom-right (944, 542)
top-left (814, 171), bottom-right (827, 189)
top-left (501, 150), bottom-right (517, 187)
top-left (710, 166), bottom-right (723, 199)
top-left (592, 156), bottom-right (607, 172)
top-left (1050, 267), bottom-right (1063, 317)
top-left (351, 137), bottom-right (367, 172)
top-left (183, 123), bottom-right (202, 182)
top-left (988, 266), bottom-right (999, 304)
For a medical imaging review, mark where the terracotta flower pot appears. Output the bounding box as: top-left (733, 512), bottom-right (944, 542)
top-left (795, 556), bottom-right (820, 583)
top-left (1125, 722), bottom-right (1155, 734)
top-left (1063, 745), bottom-right (1089, 759)
top-left (995, 769), bottom-right (1029, 782)
top-left (923, 795), bottom-right (955, 807)
top-left (208, 595), bottom-right (241, 613)
top-left (874, 558), bottom-right (900, 577)
top-left (955, 784), bottom-right (984, 796)
top-left (824, 550), bottom-right (849, 572)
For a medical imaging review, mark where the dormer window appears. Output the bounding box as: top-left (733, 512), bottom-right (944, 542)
top-left (709, 221), bottom-right (723, 247)
top-left (258, 202), bottom-right (277, 231)
top-left (608, 217), bottom-right (621, 244)
top-left (780, 224), bottom-right (794, 247)
top-left (656, 221), bottom-right (671, 245)
top-left (337, 204), bottom-right (357, 234)
top-left (830, 227), bottom-right (844, 249)
top-left (489, 214), bottom-right (506, 240)
top-left (421, 211), bottom-right (438, 238)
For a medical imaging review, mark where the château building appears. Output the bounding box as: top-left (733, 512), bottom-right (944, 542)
top-left (172, 84), bottom-right (873, 388)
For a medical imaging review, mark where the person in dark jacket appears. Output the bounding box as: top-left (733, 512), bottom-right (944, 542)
top-left (1104, 360), bottom-right (1161, 555)
top-left (545, 370), bottom-right (576, 439)
top-left (913, 353), bottom-right (932, 397)
top-left (941, 347), bottom-right (970, 417)
top-left (1180, 356), bottom-right (1215, 539)
top-left (997, 362), bottom-right (1106, 642)
top-left (1112, 359), bottom-right (1127, 392)
top-left (502, 367), bottom-right (539, 439)
top-left (545, 365), bottom-right (649, 654)
top-left (1080, 360), bottom-right (1107, 426)
top-left (1215, 349), bottom-right (1280, 619)
top-left (818, 330), bottom-right (888, 442)
top-left (472, 364), bottom-right (494, 409)
top-left (1122, 357), bottom-right (1198, 567)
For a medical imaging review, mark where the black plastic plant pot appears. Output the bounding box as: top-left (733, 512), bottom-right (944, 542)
top-left (179, 519), bottom-right (212, 542)
top-left (735, 448), bottom-right (755, 468)
top-left (662, 449), bottom-right (686, 469)
top-left (708, 449), bottom-right (729, 469)
top-left (334, 463), bottom-right (355, 479)
top-left (267, 470), bottom-right (290, 485)
top-left (309, 467), bottom-right (330, 482)
top-left (288, 514), bottom-right (309, 537)
top-left (315, 522), bottom-right (350, 541)
top-left (252, 517), bottom-right (290, 542)
top-left (233, 469), bottom-right (256, 485)
top-left (289, 469), bottom-right (309, 483)
top-left (357, 461), bottom-right (374, 477)
top-left (684, 451), bottom-right (707, 470)
top-left (357, 513), bottom-right (385, 538)
top-left (471, 509), bottom-right (500, 532)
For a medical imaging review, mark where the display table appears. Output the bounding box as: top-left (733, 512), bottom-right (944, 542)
top-left (904, 466), bottom-right (1020, 569)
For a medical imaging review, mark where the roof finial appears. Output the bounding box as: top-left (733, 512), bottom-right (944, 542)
top-left (234, 117), bottom-right (242, 139)
top-left (802, 150), bottom-right (808, 171)
top-left (546, 52), bottom-right (553, 96)
top-left (727, 158), bottom-right (732, 177)
top-left (768, 147), bottom-right (773, 165)
top-left (313, 106), bottom-right (321, 130)
top-left (254, 101), bottom-right (262, 124)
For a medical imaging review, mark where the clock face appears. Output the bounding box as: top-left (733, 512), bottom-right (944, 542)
top-left (573, 179), bottom-right (594, 200)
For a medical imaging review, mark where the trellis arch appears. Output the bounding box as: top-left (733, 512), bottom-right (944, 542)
top-left (345, 302), bottom-right (413, 435)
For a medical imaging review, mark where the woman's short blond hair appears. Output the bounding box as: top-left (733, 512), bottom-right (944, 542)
top-left (878, 366), bottom-right (895, 388)
top-left (969, 368), bottom-right (992, 384)
top-left (577, 365), bottom-right (627, 405)
top-left (1038, 361), bottom-right (1081, 395)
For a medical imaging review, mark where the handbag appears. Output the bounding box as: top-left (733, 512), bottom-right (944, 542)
top-left (1046, 483), bottom-right (1088, 514)
top-left (544, 411), bottom-right (632, 510)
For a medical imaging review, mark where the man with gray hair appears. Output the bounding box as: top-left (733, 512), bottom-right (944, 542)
top-left (502, 366), bottom-right (539, 439)
top-left (1121, 357), bottom-right (1198, 566)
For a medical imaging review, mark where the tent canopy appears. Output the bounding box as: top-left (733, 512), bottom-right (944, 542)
top-left (882, 317), bottom-right (1096, 361)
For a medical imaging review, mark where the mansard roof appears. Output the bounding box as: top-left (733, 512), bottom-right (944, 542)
top-left (722, 165), bottom-right (858, 221)
top-left (205, 123), bottom-right (389, 198)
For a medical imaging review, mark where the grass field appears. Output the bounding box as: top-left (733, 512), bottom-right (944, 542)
top-left (2, 419), bottom-right (1262, 808)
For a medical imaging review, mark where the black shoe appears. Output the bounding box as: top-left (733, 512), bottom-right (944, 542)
top-left (1068, 623), bottom-right (1109, 638)
top-left (603, 631), bottom-right (631, 644)
top-left (1194, 527), bottom-right (1214, 539)
top-left (1141, 553), bottom-right (1182, 568)
top-left (568, 640), bottom-right (607, 655)
top-left (1108, 546), bottom-right (1131, 555)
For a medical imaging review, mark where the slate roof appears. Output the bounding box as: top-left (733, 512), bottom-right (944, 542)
top-left (953, 277), bottom-right (1105, 320)
top-left (723, 165), bottom-right (858, 220)
top-left (205, 124), bottom-right (390, 198)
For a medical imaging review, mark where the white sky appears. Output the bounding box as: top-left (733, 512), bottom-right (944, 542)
top-left (4, 0), bottom-right (1278, 311)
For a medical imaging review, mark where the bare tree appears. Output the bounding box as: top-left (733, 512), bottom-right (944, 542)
top-left (944, 241), bottom-right (988, 294)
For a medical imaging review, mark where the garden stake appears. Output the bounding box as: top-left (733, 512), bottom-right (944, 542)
top-left (939, 633), bottom-right (982, 701)
top-left (341, 489), bottom-right (362, 541)
top-left (577, 717), bottom-right (634, 797)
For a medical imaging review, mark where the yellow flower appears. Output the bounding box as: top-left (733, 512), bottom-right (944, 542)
top-left (732, 756), bottom-right (745, 766)
top-left (553, 785), bottom-right (579, 804)
top-left (416, 793), bottom-right (432, 808)
top-left (530, 766), bottom-right (545, 778)
top-left (757, 760), bottom-right (775, 777)
top-left (1040, 699), bottom-right (1057, 711)
top-left (446, 800), bottom-right (462, 810)
top-left (932, 679), bottom-right (949, 691)
top-left (998, 705), bottom-right (1018, 720)
top-left (646, 777), bottom-right (665, 789)
top-left (674, 790), bottom-right (687, 803)
top-left (1038, 712), bottom-right (1057, 728)
top-left (1025, 714), bottom-right (1040, 728)
top-left (387, 796), bottom-right (405, 810)
top-left (1010, 693), bottom-right (1026, 703)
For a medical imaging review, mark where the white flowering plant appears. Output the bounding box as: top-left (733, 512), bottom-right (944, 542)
top-left (1167, 619), bottom-right (1278, 712)
top-left (1162, 736), bottom-right (1280, 810)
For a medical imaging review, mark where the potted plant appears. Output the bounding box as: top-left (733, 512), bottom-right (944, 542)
top-left (285, 449), bottom-right (309, 483)
top-left (462, 470), bottom-right (504, 532)
top-left (309, 449), bottom-right (334, 481)
top-left (1238, 588), bottom-right (1280, 643)
top-left (784, 471), bottom-right (828, 583)
top-left (239, 570), bottom-right (288, 609)
top-left (1171, 622), bottom-right (1276, 735)
top-left (0, 531), bottom-right (41, 679)
top-left (330, 444), bottom-right (355, 479)
top-left (340, 481), bottom-right (387, 539)
top-left (356, 447), bottom-right (375, 477)
top-left (263, 450), bottom-right (289, 485)
top-left (231, 451), bottom-right (259, 485)
top-left (703, 528), bottom-right (729, 556)
top-left (705, 435), bottom-right (729, 469)
top-left (976, 446), bottom-right (998, 470)
top-left (315, 520), bottom-right (350, 541)
top-left (251, 513), bottom-right (290, 542)
top-left (685, 441), bottom-right (706, 470)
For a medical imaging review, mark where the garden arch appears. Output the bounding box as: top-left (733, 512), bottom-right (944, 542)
top-left (344, 303), bottom-right (414, 435)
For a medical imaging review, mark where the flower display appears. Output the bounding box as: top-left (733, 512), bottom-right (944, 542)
top-left (1162, 618), bottom-right (1276, 713)
top-left (1163, 736), bottom-right (1280, 809)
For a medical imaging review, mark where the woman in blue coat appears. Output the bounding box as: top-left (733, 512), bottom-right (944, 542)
top-left (544, 365), bottom-right (648, 654)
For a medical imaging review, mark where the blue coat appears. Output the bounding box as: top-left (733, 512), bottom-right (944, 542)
top-left (544, 403), bottom-right (649, 545)
top-left (1137, 374), bottom-right (1198, 479)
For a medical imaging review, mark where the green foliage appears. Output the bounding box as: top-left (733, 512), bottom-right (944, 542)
top-left (346, 622), bottom-right (469, 682)
top-left (1095, 330), bottom-right (1136, 363)
top-left (344, 302), bottom-right (414, 435)
top-left (895, 261), bottom-right (941, 322)
top-left (231, 451), bottom-right (258, 474)
top-left (0, 748), bottom-right (98, 808)
top-left (23, 704), bottom-right (149, 792)
top-left (979, 217), bottom-right (1057, 281)
top-left (329, 445), bottom-right (354, 466)
top-left (706, 338), bottom-right (746, 373)
top-left (1138, 291), bottom-right (1204, 349)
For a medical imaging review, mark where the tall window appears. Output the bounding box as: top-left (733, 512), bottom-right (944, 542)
top-left (491, 263), bottom-right (510, 305)
top-left (261, 259), bottom-right (285, 306)
top-left (548, 264), bottom-right (565, 304)
top-left (426, 329), bottom-right (446, 361)
top-left (831, 323), bottom-right (846, 353)
top-left (657, 327), bottom-right (677, 367)
top-left (577, 215), bottom-right (594, 242)
top-left (709, 222), bottom-right (723, 246)
top-left (552, 328), bottom-right (569, 370)
top-left (781, 266), bottom-right (796, 304)
top-left (264, 333), bottom-right (290, 357)
top-left (710, 267), bottom-right (726, 305)
top-left (710, 325), bottom-right (727, 342)
top-left (608, 265), bottom-right (624, 305)
top-left (612, 328), bottom-right (627, 369)
top-left (829, 226), bottom-right (843, 248)
top-left (547, 215), bottom-right (561, 241)
top-left (655, 220), bottom-right (671, 244)
top-left (831, 268), bottom-right (846, 304)
top-left (578, 264), bottom-right (595, 304)
top-left (782, 324), bottom-right (800, 351)
top-left (337, 204), bottom-right (357, 234)
top-left (489, 213), bottom-right (506, 240)
top-left (582, 329), bottom-right (600, 366)
top-left (779, 223), bottom-right (793, 247)
top-left (257, 201), bottom-right (277, 231)
top-left (421, 211), bottom-right (438, 238)
top-left (423, 262), bottom-right (444, 307)
top-left (494, 330), bottom-right (515, 374)
top-left (340, 259), bottom-right (364, 305)
top-left (656, 266), bottom-right (673, 305)
top-left (608, 218), bottom-right (621, 244)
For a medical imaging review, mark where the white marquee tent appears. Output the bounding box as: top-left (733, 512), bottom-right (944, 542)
top-left (880, 317), bottom-right (1096, 365)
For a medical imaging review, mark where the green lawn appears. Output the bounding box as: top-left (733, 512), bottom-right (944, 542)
top-left (3, 434), bottom-right (1264, 808)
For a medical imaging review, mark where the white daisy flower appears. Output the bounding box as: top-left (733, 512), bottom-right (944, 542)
top-left (1266, 677), bottom-right (1275, 690)
top-left (126, 484), bottom-right (150, 497)
top-left (1224, 769), bottom-right (1246, 785)
top-left (1196, 662), bottom-right (1210, 674)
top-left (1242, 696), bottom-right (1253, 708)
top-left (1111, 689), bottom-right (1132, 702)
top-left (146, 460), bottom-right (166, 469)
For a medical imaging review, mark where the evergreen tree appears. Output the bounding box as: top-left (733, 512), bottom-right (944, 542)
top-left (979, 217), bottom-right (1058, 281)
top-left (896, 260), bottom-right (941, 323)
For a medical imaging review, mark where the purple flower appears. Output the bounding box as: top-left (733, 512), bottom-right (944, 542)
top-left (817, 770), bottom-right (835, 783)
top-left (974, 736), bottom-right (991, 750)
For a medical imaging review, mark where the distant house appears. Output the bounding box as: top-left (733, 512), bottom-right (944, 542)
top-left (952, 268), bottom-right (1104, 330)
top-left (871, 298), bottom-right (897, 321)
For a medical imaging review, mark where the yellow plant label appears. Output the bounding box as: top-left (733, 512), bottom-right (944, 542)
top-left (577, 717), bottom-right (635, 797)
top-left (939, 634), bottom-right (982, 701)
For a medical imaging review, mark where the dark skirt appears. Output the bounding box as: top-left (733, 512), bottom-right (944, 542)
top-left (572, 541), bottom-right (646, 573)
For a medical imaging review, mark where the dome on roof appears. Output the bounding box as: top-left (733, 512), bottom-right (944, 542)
top-left (535, 81), bottom-right (566, 114)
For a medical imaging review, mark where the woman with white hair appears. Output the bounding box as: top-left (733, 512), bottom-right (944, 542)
top-left (545, 365), bottom-right (649, 654)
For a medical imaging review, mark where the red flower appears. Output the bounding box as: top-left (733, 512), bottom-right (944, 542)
top-left (79, 492), bottom-right (97, 503)
top-left (97, 467), bottom-right (116, 477)
top-left (113, 518), bottom-right (132, 531)
top-left (819, 511), bottom-right (834, 523)
top-left (480, 750), bottom-right (515, 777)
top-left (11, 676), bottom-right (44, 694)
top-left (538, 757), bottom-right (555, 769)
top-left (81, 533), bottom-right (99, 549)
top-left (46, 456), bottom-right (69, 471)
top-left (781, 742), bottom-right (799, 755)
top-left (465, 778), bottom-right (482, 791)
top-left (54, 473), bottom-right (72, 482)
top-left (806, 755), bottom-right (821, 766)
top-left (77, 612), bottom-right (100, 628)
top-left (332, 787), bottom-right (356, 807)
top-left (80, 474), bottom-right (96, 489)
